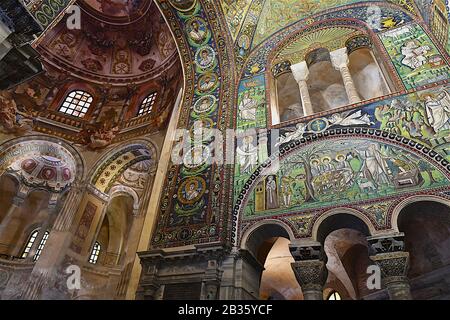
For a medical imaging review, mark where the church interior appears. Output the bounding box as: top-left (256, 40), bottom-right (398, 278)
top-left (0, 0), bottom-right (449, 300)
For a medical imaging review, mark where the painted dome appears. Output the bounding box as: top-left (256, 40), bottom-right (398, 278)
top-left (36, 0), bottom-right (178, 84)
top-left (16, 155), bottom-right (75, 191)
top-left (82, 0), bottom-right (149, 20)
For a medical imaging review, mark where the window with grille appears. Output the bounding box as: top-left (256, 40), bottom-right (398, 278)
top-left (58, 90), bottom-right (93, 118)
top-left (137, 92), bottom-right (157, 116)
top-left (88, 241), bottom-right (101, 264)
top-left (21, 229), bottom-right (39, 258)
top-left (33, 231), bottom-right (49, 262)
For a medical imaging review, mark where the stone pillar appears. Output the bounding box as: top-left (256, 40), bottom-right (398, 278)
top-left (0, 191), bottom-right (27, 255)
top-left (289, 243), bottom-right (328, 300)
top-left (20, 183), bottom-right (85, 299)
top-left (202, 259), bottom-right (221, 300)
top-left (25, 210), bottom-right (55, 262)
top-left (52, 182), bottom-right (84, 232)
top-left (368, 234), bottom-right (412, 300)
top-left (290, 61), bottom-right (314, 116)
top-left (329, 47), bottom-right (361, 104)
top-left (0, 194), bottom-right (25, 228)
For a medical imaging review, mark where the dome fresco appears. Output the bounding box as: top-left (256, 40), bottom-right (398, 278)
top-left (82, 0), bottom-right (148, 18)
top-left (37, 0), bottom-right (177, 82)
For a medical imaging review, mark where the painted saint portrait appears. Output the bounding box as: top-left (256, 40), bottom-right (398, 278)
top-left (187, 17), bottom-right (208, 45)
top-left (195, 46), bottom-right (215, 69)
top-left (178, 176), bottom-right (206, 205)
top-left (197, 72), bottom-right (218, 93)
top-left (193, 95), bottom-right (217, 114)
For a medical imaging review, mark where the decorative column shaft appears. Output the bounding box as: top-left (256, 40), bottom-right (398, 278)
top-left (290, 61), bottom-right (314, 116)
top-left (368, 234), bottom-right (412, 300)
top-left (0, 194), bottom-right (25, 228)
top-left (330, 47), bottom-right (361, 104)
top-left (290, 244), bottom-right (328, 300)
top-left (53, 182), bottom-right (84, 232)
top-left (0, 192), bottom-right (26, 254)
top-left (25, 211), bottom-right (55, 262)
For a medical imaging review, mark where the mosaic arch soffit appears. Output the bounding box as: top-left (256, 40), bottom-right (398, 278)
top-left (90, 143), bottom-right (156, 194)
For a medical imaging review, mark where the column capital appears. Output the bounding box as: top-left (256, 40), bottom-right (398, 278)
top-left (370, 251), bottom-right (410, 282)
top-left (330, 47), bottom-right (349, 70)
top-left (291, 259), bottom-right (328, 292)
top-left (290, 61), bottom-right (310, 83)
top-left (367, 233), bottom-right (406, 255)
top-left (368, 234), bottom-right (412, 300)
top-left (289, 243), bottom-right (327, 299)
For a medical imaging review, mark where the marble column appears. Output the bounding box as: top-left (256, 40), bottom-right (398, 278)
top-left (0, 194), bottom-right (25, 228)
top-left (25, 204), bottom-right (58, 262)
top-left (370, 251), bottom-right (412, 300)
top-left (52, 182), bottom-right (84, 232)
top-left (368, 234), bottom-right (412, 300)
top-left (290, 61), bottom-right (314, 116)
top-left (0, 192), bottom-right (27, 254)
top-left (290, 244), bottom-right (328, 300)
top-left (20, 183), bottom-right (85, 299)
top-left (329, 47), bottom-right (361, 104)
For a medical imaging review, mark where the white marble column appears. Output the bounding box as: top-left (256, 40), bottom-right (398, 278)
top-left (330, 47), bottom-right (361, 104)
top-left (290, 61), bottom-right (314, 116)
top-left (0, 191), bottom-right (27, 254)
top-left (52, 182), bottom-right (84, 232)
top-left (25, 194), bottom-right (60, 262)
top-left (0, 195), bottom-right (25, 228)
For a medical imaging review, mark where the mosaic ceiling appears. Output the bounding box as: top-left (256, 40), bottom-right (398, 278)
top-left (220, 1), bottom-right (418, 49)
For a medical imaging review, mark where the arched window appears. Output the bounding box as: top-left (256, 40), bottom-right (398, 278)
top-left (327, 291), bottom-right (342, 300)
top-left (58, 90), bottom-right (93, 118)
top-left (137, 92), bottom-right (157, 116)
top-left (21, 229), bottom-right (39, 258)
top-left (33, 231), bottom-right (49, 262)
top-left (88, 241), bottom-right (101, 264)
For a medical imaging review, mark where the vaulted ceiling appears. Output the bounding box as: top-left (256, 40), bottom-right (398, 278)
top-left (37, 0), bottom-right (179, 84)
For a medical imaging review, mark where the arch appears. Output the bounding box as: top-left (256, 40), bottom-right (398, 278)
top-left (243, 2), bottom-right (416, 77)
top-left (391, 195), bottom-right (450, 232)
top-left (312, 208), bottom-right (375, 243)
top-left (88, 138), bottom-right (158, 194)
top-left (240, 219), bottom-right (295, 254)
top-left (102, 194), bottom-right (135, 265)
top-left (263, 20), bottom-right (402, 125)
top-left (109, 185), bottom-right (140, 212)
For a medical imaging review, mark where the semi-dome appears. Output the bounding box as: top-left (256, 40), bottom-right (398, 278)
top-left (11, 155), bottom-right (75, 192)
